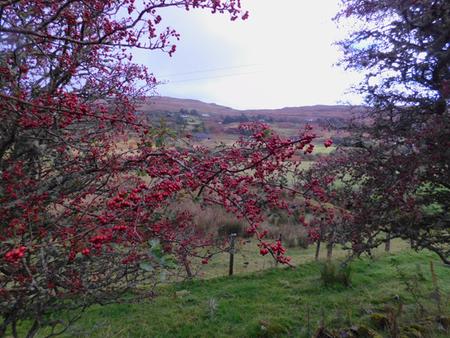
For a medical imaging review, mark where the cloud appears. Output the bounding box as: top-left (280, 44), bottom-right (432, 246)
top-left (134, 0), bottom-right (364, 109)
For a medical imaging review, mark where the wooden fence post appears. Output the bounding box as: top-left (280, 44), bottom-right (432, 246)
top-left (229, 233), bottom-right (237, 276)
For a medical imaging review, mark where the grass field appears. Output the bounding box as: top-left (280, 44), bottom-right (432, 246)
top-left (21, 249), bottom-right (450, 337)
top-left (190, 238), bottom-right (409, 279)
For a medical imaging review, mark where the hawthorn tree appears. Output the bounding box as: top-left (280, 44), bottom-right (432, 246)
top-left (0, 1), bottom-right (331, 336)
top-left (322, 0), bottom-right (449, 262)
top-left (292, 147), bottom-right (351, 262)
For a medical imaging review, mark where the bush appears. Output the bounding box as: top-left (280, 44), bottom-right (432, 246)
top-left (218, 220), bottom-right (245, 238)
top-left (320, 263), bottom-right (352, 287)
top-left (262, 223), bottom-right (310, 248)
top-left (181, 201), bottom-right (245, 238)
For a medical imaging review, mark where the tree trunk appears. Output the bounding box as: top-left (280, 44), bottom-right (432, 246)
top-left (326, 242), bottom-right (333, 261)
top-left (315, 240), bottom-right (321, 261)
top-left (385, 233), bottom-right (391, 252)
top-left (326, 227), bottom-right (335, 261)
top-left (182, 256), bottom-right (193, 279)
top-left (12, 320), bottom-right (18, 338)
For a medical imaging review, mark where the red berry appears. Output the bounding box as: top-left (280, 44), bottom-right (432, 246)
top-left (260, 248), bottom-right (269, 256)
top-left (324, 139), bottom-right (333, 148)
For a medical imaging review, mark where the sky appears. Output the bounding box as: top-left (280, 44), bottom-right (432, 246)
top-left (134, 1), bottom-right (364, 110)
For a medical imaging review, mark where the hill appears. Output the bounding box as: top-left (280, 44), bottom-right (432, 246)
top-left (140, 96), bottom-right (237, 116)
top-left (139, 96), bottom-right (363, 121)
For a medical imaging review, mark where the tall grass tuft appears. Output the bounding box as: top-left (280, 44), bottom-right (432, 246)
top-left (320, 262), bottom-right (352, 287)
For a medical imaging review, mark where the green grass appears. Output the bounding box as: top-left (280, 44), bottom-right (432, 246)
top-left (23, 249), bottom-right (450, 337)
top-left (311, 142), bottom-right (335, 155)
top-left (192, 238), bottom-right (409, 279)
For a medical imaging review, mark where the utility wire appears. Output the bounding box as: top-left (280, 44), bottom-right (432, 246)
top-left (160, 70), bottom-right (261, 84)
top-left (159, 64), bottom-right (260, 78)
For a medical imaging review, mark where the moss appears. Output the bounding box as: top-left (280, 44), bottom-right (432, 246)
top-left (370, 313), bottom-right (390, 330)
top-left (330, 325), bottom-right (381, 338)
top-left (409, 324), bottom-right (427, 333)
top-left (353, 325), bottom-right (380, 337)
top-left (402, 326), bottom-right (424, 337)
top-left (313, 327), bottom-right (336, 338)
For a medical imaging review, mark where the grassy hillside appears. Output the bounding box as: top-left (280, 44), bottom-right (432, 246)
top-left (139, 96), bottom-right (358, 119)
top-left (27, 250), bottom-right (450, 337)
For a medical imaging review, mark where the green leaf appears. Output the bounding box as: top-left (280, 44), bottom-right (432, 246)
top-left (263, 129), bottom-right (272, 138)
top-left (136, 169), bottom-right (148, 177)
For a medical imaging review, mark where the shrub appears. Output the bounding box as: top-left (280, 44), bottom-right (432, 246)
top-left (218, 220), bottom-right (245, 238)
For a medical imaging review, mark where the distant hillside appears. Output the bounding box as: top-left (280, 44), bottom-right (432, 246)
top-left (139, 96), bottom-right (237, 115)
top-left (139, 96), bottom-right (363, 120)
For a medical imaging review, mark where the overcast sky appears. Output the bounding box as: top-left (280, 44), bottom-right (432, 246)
top-left (134, 0), bottom-right (364, 110)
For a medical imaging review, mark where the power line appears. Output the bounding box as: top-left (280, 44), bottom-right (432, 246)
top-left (159, 64), bottom-right (260, 78)
top-left (160, 70), bottom-right (261, 84)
